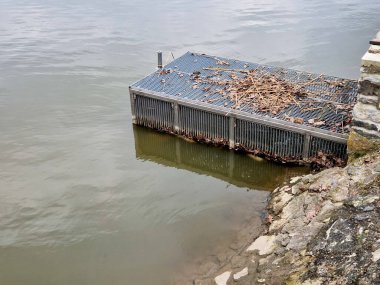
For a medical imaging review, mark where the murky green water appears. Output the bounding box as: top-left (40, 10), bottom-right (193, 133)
top-left (0, 0), bottom-right (379, 284)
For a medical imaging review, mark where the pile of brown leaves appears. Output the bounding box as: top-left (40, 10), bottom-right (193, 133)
top-left (192, 69), bottom-right (308, 114)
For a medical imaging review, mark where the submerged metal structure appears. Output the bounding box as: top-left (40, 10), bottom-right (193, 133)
top-left (134, 126), bottom-right (307, 190)
top-left (129, 52), bottom-right (358, 162)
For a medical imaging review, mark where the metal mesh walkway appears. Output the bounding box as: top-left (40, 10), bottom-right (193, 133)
top-left (130, 52), bottom-right (358, 161)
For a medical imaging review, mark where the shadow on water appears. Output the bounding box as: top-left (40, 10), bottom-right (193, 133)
top-left (133, 125), bottom-right (309, 191)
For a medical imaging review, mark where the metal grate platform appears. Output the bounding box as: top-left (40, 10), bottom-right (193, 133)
top-left (130, 52), bottom-right (358, 161)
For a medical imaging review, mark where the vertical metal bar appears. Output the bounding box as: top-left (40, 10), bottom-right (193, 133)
top-left (129, 89), bottom-right (137, 124)
top-left (303, 133), bottom-right (311, 160)
top-left (229, 116), bottom-right (235, 149)
top-left (157, 51), bottom-right (163, 69)
top-left (173, 102), bottom-right (179, 132)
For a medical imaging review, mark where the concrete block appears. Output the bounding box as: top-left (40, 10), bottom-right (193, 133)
top-left (351, 126), bottom-right (380, 139)
top-left (362, 49), bottom-right (380, 73)
top-left (357, 94), bottom-right (378, 105)
top-left (352, 102), bottom-right (380, 124)
top-left (352, 118), bottom-right (379, 132)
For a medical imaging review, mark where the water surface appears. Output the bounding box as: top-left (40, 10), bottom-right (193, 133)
top-left (0, 0), bottom-right (379, 284)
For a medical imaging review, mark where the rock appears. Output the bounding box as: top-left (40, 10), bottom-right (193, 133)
top-left (302, 278), bottom-right (324, 285)
top-left (230, 255), bottom-right (246, 269)
top-left (347, 130), bottom-right (380, 156)
top-left (346, 165), bottom-right (361, 176)
top-left (277, 233), bottom-right (290, 246)
top-left (257, 278), bottom-right (266, 283)
top-left (281, 194), bottom-right (306, 220)
top-left (269, 218), bottom-right (286, 232)
top-left (358, 94), bottom-right (379, 105)
top-left (354, 214), bottom-right (371, 221)
top-left (214, 271), bottom-right (231, 285)
top-left (291, 185), bottom-right (301, 195)
top-left (287, 233), bottom-right (309, 251)
top-left (329, 186), bottom-right (349, 202)
top-left (374, 164), bottom-right (380, 172)
top-left (290, 176), bottom-right (301, 184)
top-left (363, 205), bottom-right (375, 212)
top-left (314, 201), bottom-right (337, 223)
top-left (372, 249), bottom-right (380, 262)
top-left (282, 218), bottom-right (305, 235)
top-left (246, 235), bottom-right (277, 255)
top-left (233, 267), bottom-right (248, 281)
top-left (302, 174), bottom-right (314, 184)
top-left (272, 192), bottom-right (293, 215)
top-left (352, 195), bottom-right (379, 207)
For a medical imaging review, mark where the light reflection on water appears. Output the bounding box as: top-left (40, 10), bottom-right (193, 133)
top-left (0, 0), bottom-right (379, 284)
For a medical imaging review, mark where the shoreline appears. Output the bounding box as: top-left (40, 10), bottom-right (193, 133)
top-left (185, 149), bottom-right (379, 285)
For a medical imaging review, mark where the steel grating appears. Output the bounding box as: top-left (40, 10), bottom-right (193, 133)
top-left (130, 52), bottom-right (358, 161)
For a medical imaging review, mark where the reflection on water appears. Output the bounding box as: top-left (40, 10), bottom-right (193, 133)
top-left (134, 126), bottom-right (308, 191)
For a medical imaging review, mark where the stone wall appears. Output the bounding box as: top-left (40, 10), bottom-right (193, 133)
top-left (352, 32), bottom-right (380, 139)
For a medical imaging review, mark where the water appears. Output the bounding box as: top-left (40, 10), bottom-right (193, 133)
top-left (0, 0), bottom-right (378, 284)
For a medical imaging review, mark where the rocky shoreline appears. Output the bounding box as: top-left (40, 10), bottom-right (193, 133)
top-left (189, 149), bottom-right (379, 285)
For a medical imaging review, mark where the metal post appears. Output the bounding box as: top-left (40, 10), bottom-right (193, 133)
top-left (157, 51), bottom-right (163, 69)
top-left (229, 116), bottom-right (235, 149)
top-left (129, 87), bottom-right (136, 124)
top-left (302, 133), bottom-right (311, 160)
top-left (173, 102), bottom-right (179, 132)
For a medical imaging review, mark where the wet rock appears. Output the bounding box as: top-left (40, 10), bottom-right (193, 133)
top-left (233, 267), bottom-right (248, 281)
top-left (214, 271), bottom-right (230, 285)
top-left (268, 218), bottom-right (286, 232)
top-left (290, 176), bottom-right (302, 184)
top-left (230, 255), bottom-right (247, 269)
top-left (246, 235), bottom-right (276, 255)
top-left (194, 151), bottom-right (380, 285)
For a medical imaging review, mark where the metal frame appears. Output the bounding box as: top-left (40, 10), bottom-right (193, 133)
top-left (130, 86), bottom-right (348, 160)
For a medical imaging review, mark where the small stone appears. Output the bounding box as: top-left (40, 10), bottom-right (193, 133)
top-left (363, 205), bottom-right (375, 212)
top-left (302, 278), bottom-right (323, 285)
top-left (346, 166), bottom-right (360, 176)
top-left (290, 176), bottom-right (301, 184)
top-left (291, 185), bottom-right (300, 195)
top-left (246, 235), bottom-right (277, 255)
top-left (352, 195), bottom-right (379, 207)
top-left (258, 278), bottom-right (266, 283)
top-left (355, 214), bottom-right (371, 221)
top-left (374, 164), bottom-right (380, 172)
top-left (372, 249), bottom-right (380, 262)
top-left (272, 192), bottom-right (293, 215)
top-left (214, 271), bottom-right (231, 285)
top-left (233, 267), bottom-right (248, 281)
